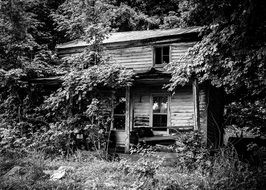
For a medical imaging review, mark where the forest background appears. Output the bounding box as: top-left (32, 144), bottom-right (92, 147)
top-left (0, 0), bottom-right (265, 156)
top-left (0, 0), bottom-right (266, 189)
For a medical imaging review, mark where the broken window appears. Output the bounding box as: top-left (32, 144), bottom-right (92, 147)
top-left (154, 46), bottom-right (170, 65)
top-left (152, 95), bottom-right (168, 131)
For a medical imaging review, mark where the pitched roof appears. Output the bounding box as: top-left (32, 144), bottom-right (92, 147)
top-left (56, 26), bottom-right (201, 49)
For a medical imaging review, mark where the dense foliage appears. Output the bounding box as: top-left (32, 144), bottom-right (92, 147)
top-left (0, 0), bottom-right (265, 157)
top-left (0, 0), bottom-right (136, 155)
top-left (167, 0), bottom-right (266, 134)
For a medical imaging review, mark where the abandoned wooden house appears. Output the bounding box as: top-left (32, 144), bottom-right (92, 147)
top-left (56, 26), bottom-right (224, 153)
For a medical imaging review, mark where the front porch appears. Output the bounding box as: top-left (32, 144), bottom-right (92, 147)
top-left (110, 69), bottom-right (202, 153)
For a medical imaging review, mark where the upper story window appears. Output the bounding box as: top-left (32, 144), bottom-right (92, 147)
top-left (154, 46), bottom-right (170, 65)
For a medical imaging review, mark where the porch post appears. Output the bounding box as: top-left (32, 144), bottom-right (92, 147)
top-left (125, 86), bottom-right (131, 153)
top-left (193, 79), bottom-right (200, 131)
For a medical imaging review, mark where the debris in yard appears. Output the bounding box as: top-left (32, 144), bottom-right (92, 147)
top-left (104, 179), bottom-right (117, 188)
top-left (43, 170), bottom-right (53, 175)
top-left (50, 166), bottom-right (75, 181)
top-left (3, 166), bottom-right (23, 178)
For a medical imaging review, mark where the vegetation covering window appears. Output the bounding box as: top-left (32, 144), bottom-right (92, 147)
top-left (113, 90), bottom-right (126, 130)
top-left (154, 46), bottom-right (170, 65)
top-left (152, 95), bottom-right (168, 131)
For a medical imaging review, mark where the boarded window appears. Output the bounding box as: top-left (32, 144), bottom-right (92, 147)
top-left (152, 96), bottom-right (168, 131)
top-left (154, 46), bottom-right (170, 65)
top-left (113, 90), bottom-right (126, 130)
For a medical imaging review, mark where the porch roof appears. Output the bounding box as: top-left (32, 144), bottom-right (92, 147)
top-left (22, 68), bottom-right (170, 85)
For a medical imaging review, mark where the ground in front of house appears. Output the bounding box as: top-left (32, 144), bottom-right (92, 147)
top-left (0, 150), bottom-right (264, 190)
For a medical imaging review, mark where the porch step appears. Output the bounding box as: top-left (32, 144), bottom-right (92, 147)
top-left (139, 135), bottom-right (179, 145)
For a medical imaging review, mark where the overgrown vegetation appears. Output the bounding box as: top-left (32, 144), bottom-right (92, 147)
top-left (167, 0), bottom-right (266, 134)
top-left (0, 145), bottom-right (264, 190)
top-left (0, 1), bottom-right (265, 189)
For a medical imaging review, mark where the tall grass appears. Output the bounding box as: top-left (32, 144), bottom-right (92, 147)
top-left (0, 147), bottom-right (264, 190)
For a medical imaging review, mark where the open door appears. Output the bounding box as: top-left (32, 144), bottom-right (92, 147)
top-left (111, 89), bottom-right (127, 148)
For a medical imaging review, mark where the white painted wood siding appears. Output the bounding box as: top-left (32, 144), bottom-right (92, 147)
top-left (171, 42), bottom-right (196, 63)
top-left (170, 88), bottom-right (194, 127)
top-left (103, 46), bottom-right (153, 71)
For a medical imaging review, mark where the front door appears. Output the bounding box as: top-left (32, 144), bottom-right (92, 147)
top-left (151, 95), bottom-right (168, 135)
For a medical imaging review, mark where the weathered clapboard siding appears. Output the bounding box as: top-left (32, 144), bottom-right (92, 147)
top-left (57, 47), bottom-right (85, 58)
top-left (133, 92), bottom-right (150, 127)
top-left (170, 88), bottom-right (194, 127)
top-left (171, 42), bottom-right (196, 63)
top-left (132, 85), bottom-right (169, 129)
top-left (57, 41), bottom-right (196, 71)
top-left (103, 46), bottom-right (152, 71)
top-left (113, 131), bottom-right (127, 147)
top-left (132, 85), bottom-right (195, 130)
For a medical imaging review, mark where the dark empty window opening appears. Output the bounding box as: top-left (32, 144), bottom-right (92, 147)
top-left (154, 46), bottom-right (170, 65)
top-left (152, 95), bottom-right (168, 131)
top-left (113, 90), bottom-right (126, 130)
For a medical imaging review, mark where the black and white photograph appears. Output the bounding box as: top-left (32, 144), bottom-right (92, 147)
top-left (0, 0), bottom-right (265, 189)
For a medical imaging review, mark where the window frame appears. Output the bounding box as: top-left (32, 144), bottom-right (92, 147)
top-left (150, 93), bottom-right (171, 135)
top-left (153, 45), bottom-right (171, 67)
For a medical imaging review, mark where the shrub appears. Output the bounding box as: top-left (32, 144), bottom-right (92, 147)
top-left (129, 132), bottom-right (264, 190)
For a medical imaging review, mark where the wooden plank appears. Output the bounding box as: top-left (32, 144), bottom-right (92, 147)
top-left (110, 92), bottom-right (115, 130)
top-left (169, 87), bottom-right (195, 129)
top-left (116, 64), bottom-right (152, 68)
top-left (106, 46), bottom-right (151, 53)
top-left (113, 131), bottom-right (126, 146)
top-left (130, 90), bottom-right (134, 132)
top-left (193, 79), bottom-right (200, 131)
top-left (171, 55), bottom-right (188, 59)
top-left (111, 61), bottom-right (151, 66)
top-left (105, 50), bottom-right (151, 57)
top-left (110, 60), bottom-right (151, 65)
top-left (172, 51), bottom-right (188, 55)
top-left (171, 96), bottom-right (192, 99)
top-left (139, 135), bottom-right (179, 142)
top-left (111, 56), bottom-right (152, 61)
top-left (171, 117), bottom-right (193, 120)
top-left (171, 123), bottom-right (194, 127)
top-left (125, 86), bottom-right (131, 153)
top-left (167, 95), bottom-right (171, 134)
top-left (171, 118), bottom-right (194, 122)
top-left (170, 104), bottom-right (193, 107)
top-left (58, 53), bottom-right (80, 58)
top-left (171, 109), bottom-right (194, 112)
top-left (171, 52), bottom-right (189, 55)
top-left (104, 45), bottom-right (153, 71)
top-left (106, 52), bottom-right (152, 57)
top-left (171, 42), bottom-right (196, 47)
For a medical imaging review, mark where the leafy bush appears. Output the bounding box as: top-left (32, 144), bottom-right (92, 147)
top-left (0, 62), bottom-right (133, 157)
top-left (129, 131), bottom-right (264, 189)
